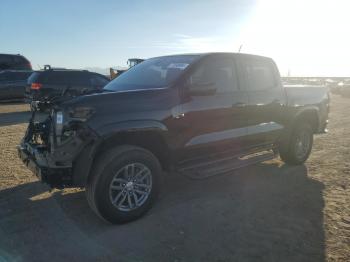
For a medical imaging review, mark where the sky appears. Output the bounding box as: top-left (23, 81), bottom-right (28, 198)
top-left (1, 0), bottom-right (349, 76)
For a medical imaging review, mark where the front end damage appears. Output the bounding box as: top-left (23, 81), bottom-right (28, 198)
top-left (18, 103), bottom-right (98, 188)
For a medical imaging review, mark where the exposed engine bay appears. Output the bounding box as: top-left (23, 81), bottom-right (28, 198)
top-left (19, 96), bottom-right (98, 188)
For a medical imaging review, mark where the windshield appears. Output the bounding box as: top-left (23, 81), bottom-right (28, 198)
top-left (104, 55), bottom-right (199, 91)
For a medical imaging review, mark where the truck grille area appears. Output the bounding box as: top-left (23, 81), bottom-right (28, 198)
top-left (24, 110), bottom-right (52, 147)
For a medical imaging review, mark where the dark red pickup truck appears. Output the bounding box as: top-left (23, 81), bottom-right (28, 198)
top-left (18, 53), bottom-right (329, 223)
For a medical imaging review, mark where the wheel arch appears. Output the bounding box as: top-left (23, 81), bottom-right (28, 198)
top-left (277, 107), bottom-right (320, 149)
top-left (94, 129), bottom-right (172, 169)
top-left (293, 107), bottom-right (320, 133)
top-left (72, 121), bottom-right (172, 188)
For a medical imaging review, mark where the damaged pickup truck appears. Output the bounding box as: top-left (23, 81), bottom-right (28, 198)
top-left (18, 53), bottom-right (330, 224)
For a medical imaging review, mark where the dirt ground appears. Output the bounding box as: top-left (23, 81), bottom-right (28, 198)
top-left (0, 95), bottom-right (349, 262)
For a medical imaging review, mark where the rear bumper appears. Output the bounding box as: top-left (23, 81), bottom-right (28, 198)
top-left (17, 143), bottom-right (73, 188)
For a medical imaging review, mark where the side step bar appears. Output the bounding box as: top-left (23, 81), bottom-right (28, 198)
top-left (178, 150), bottom-right (276, 180)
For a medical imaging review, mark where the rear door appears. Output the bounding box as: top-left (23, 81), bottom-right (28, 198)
top-left (237, 56), bottom-right (286, 147)
top-left (176, 55), bottom-right (249, 160)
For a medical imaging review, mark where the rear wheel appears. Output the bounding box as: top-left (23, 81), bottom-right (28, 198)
top-left (86, 145), bottom-right (161, 224)
top-left (279, 123), bottom-right (313, 165)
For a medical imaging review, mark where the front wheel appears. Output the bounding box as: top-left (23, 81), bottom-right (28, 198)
top-left (279, 123), bottom-right (314, 165)
top-left (86, 145), bottom-right (161, 224)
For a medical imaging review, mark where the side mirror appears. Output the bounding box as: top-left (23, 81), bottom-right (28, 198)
top-left (187, 82), bottom-right (217, 96)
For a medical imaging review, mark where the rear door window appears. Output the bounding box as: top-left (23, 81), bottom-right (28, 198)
top-left (188, 56), bottom-right (238, 94)
top-left (242, 58), bottom-right (277, 90)
top-left (66, 72), bottom-right (90, 86)
top-left (45, 72), bottom-right (68, 85)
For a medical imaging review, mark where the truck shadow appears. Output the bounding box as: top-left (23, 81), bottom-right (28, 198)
top-left (0, 162), bottom-right (325, 262)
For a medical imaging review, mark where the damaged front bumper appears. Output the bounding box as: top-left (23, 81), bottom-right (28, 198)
top-left (17, 142), bottom-right (74, 188)
top-left (18, 107), bottom-right (98, 188)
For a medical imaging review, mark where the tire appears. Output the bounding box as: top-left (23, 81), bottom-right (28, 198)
top-left (86, 145), bottom-right (162, 224)
top-left (279, 122), bottom-right (314, 165)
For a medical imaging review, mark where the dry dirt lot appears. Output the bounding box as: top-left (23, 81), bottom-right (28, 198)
top-left (0, 96), bottom-right (349, 262)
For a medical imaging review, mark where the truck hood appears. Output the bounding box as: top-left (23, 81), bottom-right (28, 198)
top-left (59, 87), bottom-right (178, 129)
top-left (62, 87), bottom-right (170, 108)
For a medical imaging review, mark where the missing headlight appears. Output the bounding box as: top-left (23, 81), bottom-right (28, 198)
top-left (69, 107), bottom-right (95, 121)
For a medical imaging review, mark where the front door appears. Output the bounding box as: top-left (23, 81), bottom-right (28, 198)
top-left (175, 55), bottom-right (249, 161)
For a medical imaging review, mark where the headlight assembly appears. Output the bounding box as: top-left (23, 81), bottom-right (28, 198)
top-left (54, 107), bottom-right (94, 145)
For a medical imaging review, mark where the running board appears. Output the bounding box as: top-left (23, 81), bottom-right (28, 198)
top-left (178, 150), bottom-right (276, 180)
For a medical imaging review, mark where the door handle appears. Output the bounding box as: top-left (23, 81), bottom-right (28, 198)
top-left (174, 113), bottom-right (184, 119)
top-left (232, 102), bottom-right (246, 108)
top-left (171, 106), bottom-right (185, 119)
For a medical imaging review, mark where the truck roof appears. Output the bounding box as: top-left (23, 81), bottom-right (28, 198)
top-left (0, 53), bottom-right (27, 58)
top-left (152, 52), bottom-right (273, 61)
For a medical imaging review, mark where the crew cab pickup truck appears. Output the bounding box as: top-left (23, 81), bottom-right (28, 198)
top-left (18, 53), bottom-right (329, 224)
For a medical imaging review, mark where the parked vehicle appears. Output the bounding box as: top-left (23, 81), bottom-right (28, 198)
top-left (0, 54), bottom-right (32, 71)
top-left (0, 70), bottom-right (33, 100)
top-left (18, 53), bottom-right (330, 224)
top-left (26, 66), bottom-right (110, 105)
top-left (110, 58), bottom-right (144, 79)
top-left (127, 58), bottom-right (144, 68)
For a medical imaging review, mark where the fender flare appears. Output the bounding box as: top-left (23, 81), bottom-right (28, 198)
top-left (292, 106), bottom-right (320, 130)
top-left (72, 120), bottom-right (168, 187)
top-left (279, 106), bottom-right (320, 146)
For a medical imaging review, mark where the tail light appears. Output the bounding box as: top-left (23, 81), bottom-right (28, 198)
top-left (27, 62), bottom-right (32, 70)
top-left (31, 83), bottom-right (42, 90)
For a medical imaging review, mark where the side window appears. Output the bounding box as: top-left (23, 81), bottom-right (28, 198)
top-left (0, 71), bottom-right (32, 81)
top-left (243, 59), bottom-right (277, 90)
top-left (188, 57), bottom-right (238, 94)
top-left (0, 55), bottom-right (14, 70)
top-left (46, 72), bottom-right (67, 85)
top-left (66, 72), bottom-right (90, 86)
top-left (13, 56), bottom-right (25, 65)
top-left (6, 72), bottom-right (25, 81)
